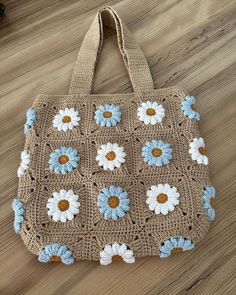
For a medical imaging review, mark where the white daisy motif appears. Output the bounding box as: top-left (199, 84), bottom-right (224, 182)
top-left (53, 108), bottom-right (80, 132)
top-left (47, 189), bottom-right (80, 222)
top-left (146, 184), bottom-right (180, 215)
top-left (17, 150), bottom-right (31, 177)
top-left (96, 143), bottom-right (126, 171)
top-left (100, 242), bottom-right (135, 265)
top-left (189, 137), bottom-right (208, 165)
top-left (137, 101), bottom-right (165, 125)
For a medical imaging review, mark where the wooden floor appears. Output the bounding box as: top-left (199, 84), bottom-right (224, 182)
top-left (0, 0), bottom-right (236, 294)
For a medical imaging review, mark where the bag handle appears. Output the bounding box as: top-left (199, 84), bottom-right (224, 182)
top-left (69, 6), bottom-right (154, 95)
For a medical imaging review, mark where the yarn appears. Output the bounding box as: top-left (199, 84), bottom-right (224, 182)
top-left (15, 6), bottom-right (214, 263)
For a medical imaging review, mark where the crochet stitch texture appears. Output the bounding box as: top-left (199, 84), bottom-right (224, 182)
top-left (16, 86), bottom-right (213, 261)
top-left (15, 6), bottom-right (214, 263)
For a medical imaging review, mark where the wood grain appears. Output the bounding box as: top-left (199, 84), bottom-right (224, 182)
top-left (0, 0), bottom-right (236, 294)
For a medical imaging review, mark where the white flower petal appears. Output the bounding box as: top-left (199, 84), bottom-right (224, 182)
top-left (146, 184), bottom-right (180, 215)
top-left (53, 108), bottom-right (80, 132)
top-left (96, 143), bottom-right (126, 171)
top-left (100, 251), bottom-right (111, 259)
top-left (189, 138), bottom-right (208, 166)
top-left (104, 245), bottom-right (113, 256)
top-left (154, 205), bottom-right (161, 214)
top-left (122, 249), bottom-right (134, 260)
top-left (137, 101), bottom-right (165, 125)
top-left (100, 257), bottom-right (112, 265)
top-left (17, 150), bottom-right (31, 177)
top-left (117, 244), bottom-right (127, 256)
top-left (112, 243), bottom-right (120, 255)
top-left (47, 189), bottom-right (80, 222)
top-left (52, 211), bottom-right (61, 222)
top-left (100, 243), bottom-right (135, 265)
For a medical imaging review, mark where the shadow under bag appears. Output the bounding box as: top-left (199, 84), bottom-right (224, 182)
top-left (13, 6), bottom-right (216, 265)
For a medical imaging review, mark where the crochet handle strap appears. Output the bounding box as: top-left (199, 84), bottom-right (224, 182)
top-left (69, 6), bottom-right (154, 95)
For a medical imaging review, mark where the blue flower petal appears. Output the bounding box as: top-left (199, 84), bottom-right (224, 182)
top-left (160, 236), bottom-right (194, 258)
top-left (182, 239), bottom-right (194, 250)
top-left (205, 186), bottom-right (216, 196)
top-left (38, 243), bottom-right (74, 265)
top-left (57, 245), bottom-right (68, 256)
top-left (38, 252), bottom-right (50, 263)
top-left (24, 108), bottom-right (36, 135)
top-left (98, 185), bottom-right (130, 220)
top-left (116, 207), bottom-right (126, 218)
top-left (49, 147), bottom-right (79, 174)
top-left (160, 252), bottom-right (171, 258)
top-left (95, 104), bottom-right (121, 127)
top-left (202, 185), bottom-right (216, 220)
top-left (170, 237), bottom-right (178, 248)
top-left (62, 255), bottom-right (74, 265)
top-left (207, 208), bottom-right (216, 220)
top-left (142, 140), bottom-right (172, 167)
top-left (164, 240), bottom-right (173, 250)
top-left (104, 209), bottom-right (112, 219)
top-left (160, 245), bottom-right (171, 255)
top-left (12, 198), bottom-right (25, 233)
top-left (181, 96), bottom-right (200, 121)
top-left (177, 237), bottom-right (185, 248)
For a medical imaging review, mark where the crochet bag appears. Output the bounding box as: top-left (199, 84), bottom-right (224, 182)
top-left (14, 6), bottom-right (216, 265)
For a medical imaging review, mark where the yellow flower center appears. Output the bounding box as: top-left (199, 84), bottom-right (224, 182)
top-left (112, 255), bottom-right (123, 262)
top-left (107, 196), bottom-right (120, 208)
top-left (103, 111), bottom-right (112, 118)
top-left (210, 197), bottom-right (215, 208)
top-left (156, 193), bottom-right (168, 204)
top-left (191, 104), bottom-right (196, 111)
top-left (146, 108), bottom-right (156, 116)
top-left (58, 155), bottom-right (69, 164)
top-left (171, 247), bottom-right (183, 255)
top-left (51, 255), bottom-right (61, 262)
top-left (106, 151), bottom-right (116, 161)
top-left (62, 115), bottom-right (71, 123)
top-left (198, 147), bottom-right (205, 155)
top-left (58, 199), bottom-right (70, 211)
top-left (152, 148), bottom-right (162, 157)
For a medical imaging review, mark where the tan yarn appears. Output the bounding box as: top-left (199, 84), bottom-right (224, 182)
top-left (18, 7), bottom-right (211, 261)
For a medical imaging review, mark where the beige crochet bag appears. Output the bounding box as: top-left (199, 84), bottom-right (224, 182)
top-left (14, 6), bottom-right (216, 265)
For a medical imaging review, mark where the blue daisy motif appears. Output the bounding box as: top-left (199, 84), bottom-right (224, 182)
top-left (49, 146), bottom-right (79, 174)
top-left (159, 236), bottom-right (194, 258)
top-left (142, 140), bottom-right (172, 166)
top-left (38, 243), bottom-right (74, 264)
top-left (97, 185), bottom-right (130, 220)
top-left (12, 198), bottom-right (25, 233)
top-left (24, 108), bottom-right (36, 134)
top-left (181, 96), bottom-right (200, 121)
top-left (95, 104), bottom-right (121, 127)
top-left (202, 185), bottom-right (216, 220)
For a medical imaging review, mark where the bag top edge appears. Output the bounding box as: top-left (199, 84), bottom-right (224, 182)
top-left (34, 86), bottom-right (187, 100)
